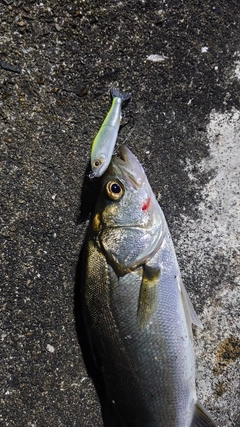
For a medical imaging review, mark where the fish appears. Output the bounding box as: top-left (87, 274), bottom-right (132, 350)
top-left (82, 146), bottom-right (217, 427)
top-left (90, 88), bottom-right (131, 178)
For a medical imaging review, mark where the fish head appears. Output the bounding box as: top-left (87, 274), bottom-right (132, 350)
top-left (100, 146), bottom-right (156, 226)
top-left (92, 146), bottom-right (165, 273)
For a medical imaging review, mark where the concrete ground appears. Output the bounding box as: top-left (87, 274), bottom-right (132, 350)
top-left (1, 1), bottom-right (239, 426)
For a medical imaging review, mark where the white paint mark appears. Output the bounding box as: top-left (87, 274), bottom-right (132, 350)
top-left (200, 109), bottom-right (239, 252)
top-left (181, 108), bottom-right (240, 257)
top-left (146, 54), bottom-right (168, 62)
top-left (234, 60), bottom-right (240, 80)
top-left (47, 344), bottom-right (55, 353)
top-left (231, 51), bottom-right (240, 80)
top-left (177, 108), bottom-right (240, 426)
top-left (201, 46), bottom-right (209, 53)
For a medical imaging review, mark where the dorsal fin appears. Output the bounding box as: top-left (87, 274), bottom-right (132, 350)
top-left (180, 278), bottom-right (203, 328)
top-left (191, 401), bottom-right (218, 427)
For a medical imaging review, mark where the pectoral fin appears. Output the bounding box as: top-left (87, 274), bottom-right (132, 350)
top-left (137, 265), bottom-right (160, 329)
top-left (191, 401), bottom-right (217, 427)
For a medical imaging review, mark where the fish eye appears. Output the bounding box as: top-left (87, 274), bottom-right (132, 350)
top-left (105, 180), bottom-right (124, 201)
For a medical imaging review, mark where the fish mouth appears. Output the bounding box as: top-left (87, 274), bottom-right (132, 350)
top-left (111, 146), bottom-right (146, 189)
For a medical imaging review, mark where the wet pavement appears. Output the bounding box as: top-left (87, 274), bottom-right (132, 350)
top-left (1, 1), bottom-right (240, 426)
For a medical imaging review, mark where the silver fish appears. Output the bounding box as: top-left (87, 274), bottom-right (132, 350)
top-left (90, 88), bottom-right (131, 178)
top-left (83, 146), bottom-right (217, 427)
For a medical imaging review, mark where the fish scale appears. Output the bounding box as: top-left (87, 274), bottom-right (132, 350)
top-left (108, 237), bottom-right (195, 427)
top-left (84, 240), bottom-right (151, 426)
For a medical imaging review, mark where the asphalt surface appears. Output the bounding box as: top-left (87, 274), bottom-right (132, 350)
top-left (1, 1), bottom-right (240, 426)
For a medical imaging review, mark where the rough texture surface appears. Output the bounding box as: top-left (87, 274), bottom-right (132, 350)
top-left (0, 1), bottom-right (239, 426)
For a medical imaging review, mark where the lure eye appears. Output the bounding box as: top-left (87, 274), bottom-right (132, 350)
top-left (94, 159), bottom-right (103, 168)
top-left (105, 181), bottom-right (124, 201)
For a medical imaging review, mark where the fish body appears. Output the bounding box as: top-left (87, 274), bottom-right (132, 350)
top-left (90, 88), bottom-right (131, 178)
top-left (83, 146), bottom-right (217, 427)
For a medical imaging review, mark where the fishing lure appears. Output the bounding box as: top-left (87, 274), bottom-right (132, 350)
top-left (90, 88), bottom-right (131, 178)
